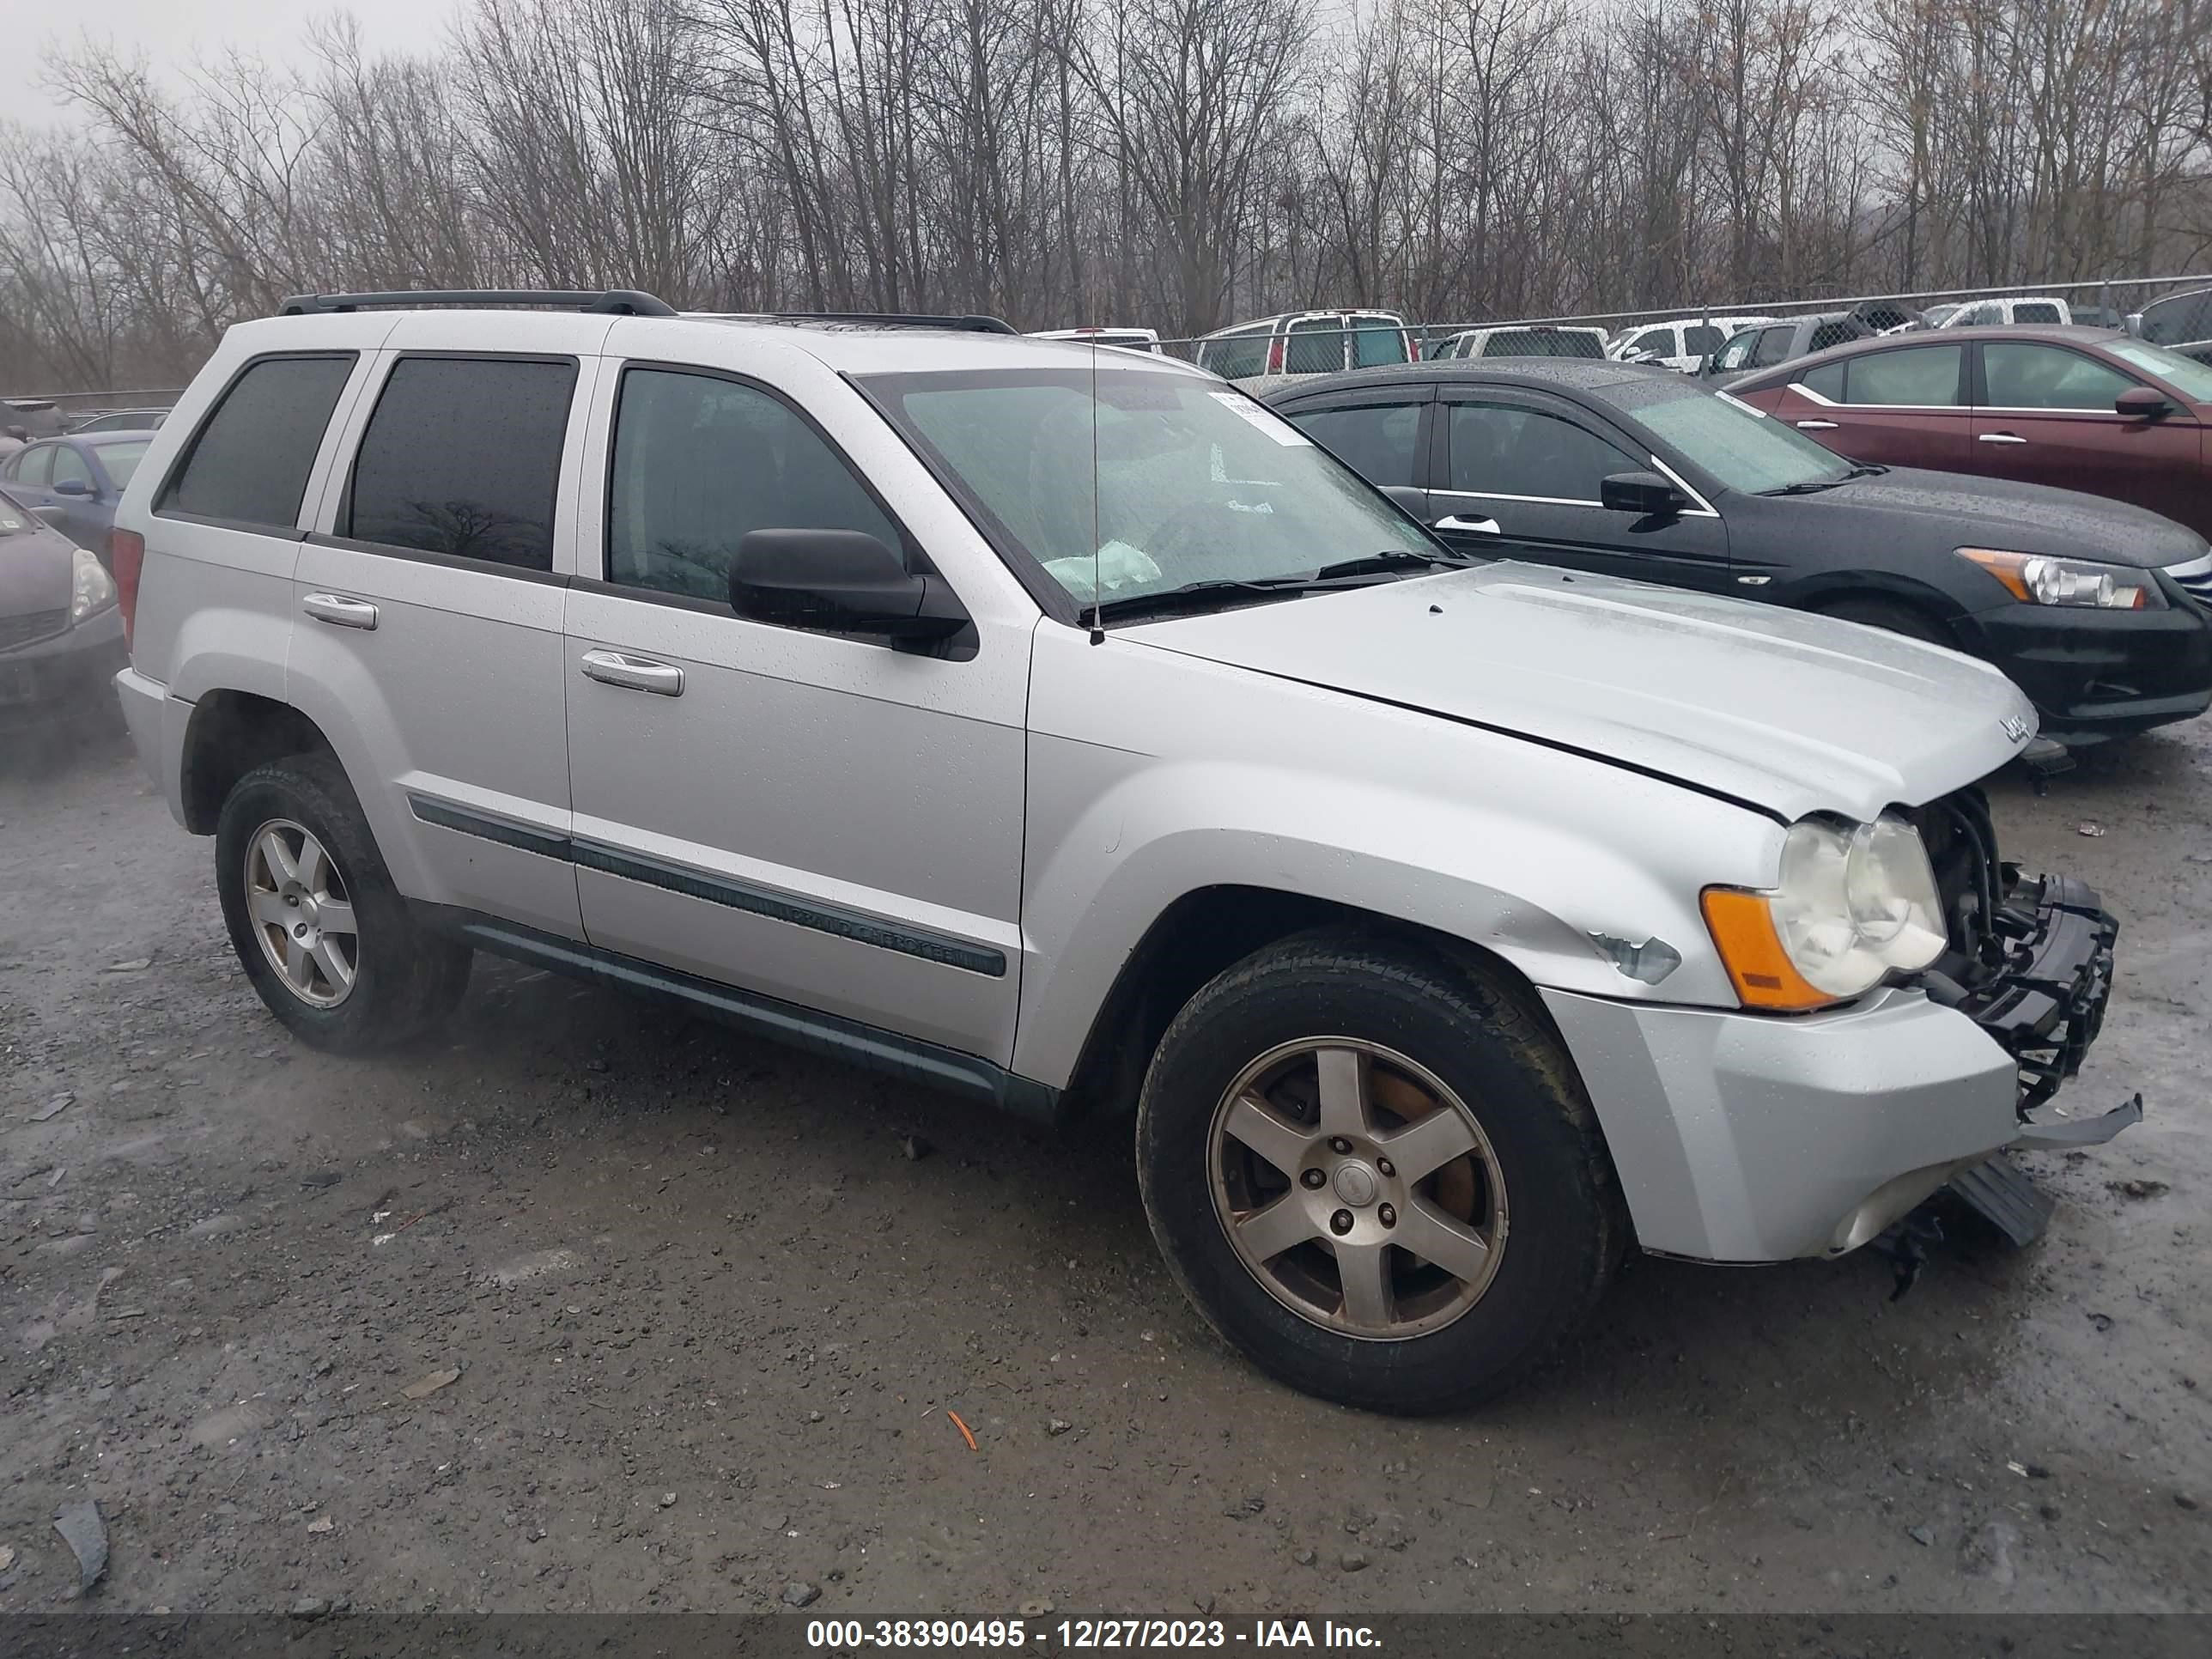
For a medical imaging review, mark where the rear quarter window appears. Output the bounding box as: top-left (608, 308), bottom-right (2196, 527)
top-left (161, 355), bottom-right (358, 529)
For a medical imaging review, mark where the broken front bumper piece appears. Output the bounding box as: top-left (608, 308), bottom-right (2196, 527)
top-left (1938, 871), bottom-right (2139, 1247)
top-left (1539, 871), bottom-right (2138, 1264)
top-left (1948, 871), bottom-right (2121, 1116)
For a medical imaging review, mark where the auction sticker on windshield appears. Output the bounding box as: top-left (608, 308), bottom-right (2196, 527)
top-left (1209, 392), bottom-right (1312, 445)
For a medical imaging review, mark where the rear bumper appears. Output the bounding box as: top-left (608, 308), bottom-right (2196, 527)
top-left (0, 606), bottom-right (128, 727)
top-left (1545, 874), bottom-right (2130, 1262)
top-left (1958, 595), bottom-right (2212, 744)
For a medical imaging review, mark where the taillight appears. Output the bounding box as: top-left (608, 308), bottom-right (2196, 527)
top-left (110, 527), bottom-right (144, 651)
top-left (1267, 337), bottom-right (1285, 374)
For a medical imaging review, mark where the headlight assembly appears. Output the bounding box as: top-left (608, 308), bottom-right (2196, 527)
top-left (1957, 547), bottom-right (2166, 611)
top-left (70, 546), bottom-right (118, 623)
top-left (1702, 816), bottom-right (1948, 1011)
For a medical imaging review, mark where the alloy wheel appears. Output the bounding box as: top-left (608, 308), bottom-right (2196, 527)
top-left (1206, 1037), bottom-right (1509, 1339)
top-left (243, 818), bottom-right (358, 1008)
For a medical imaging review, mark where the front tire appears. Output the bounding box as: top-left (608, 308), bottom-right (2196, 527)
top-left (1136, 933), bottom-right (1623, 1414)
top-left (215, 752), bottom-right (471, 1054)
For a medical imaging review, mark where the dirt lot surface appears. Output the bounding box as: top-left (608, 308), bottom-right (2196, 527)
top-left (3, 715), bottom-right (2208, 1618)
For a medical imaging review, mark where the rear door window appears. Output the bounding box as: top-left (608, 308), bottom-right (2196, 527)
top-left (1844, 344), bottom-right (1963, 406)
top-left (1681, 325), bottom-right (1724, 356)
top-left (1982, 343), bottom-right (2137, 410)
top-left (345, 356), bottom-right (577, 571)
top-left (163, 354), bottom-right (357, 529)
top-left (1285, 402), bottom-right (1425, 488)
top-left (1798, 361), bottom-right (1847, 400)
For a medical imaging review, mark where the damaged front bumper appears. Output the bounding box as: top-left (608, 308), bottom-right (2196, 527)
top-left (1945, 872), bottom-right (2116, 1111)
top-left (1540, 870), bottom-right (2138, 1264)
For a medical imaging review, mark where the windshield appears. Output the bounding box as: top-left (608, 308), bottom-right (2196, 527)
top-left (96, 440), bottom-right (149, 486)
top-left (860, 368), bottom-right (1439, 612)
top-left (1626, 386), bottom-right (1854, 494)
top-left (2104, 337), bottom-right (2212, 404)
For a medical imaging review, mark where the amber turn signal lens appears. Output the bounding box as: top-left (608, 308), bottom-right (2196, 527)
top-left (1700, 888), bottom-right (1842, 1012)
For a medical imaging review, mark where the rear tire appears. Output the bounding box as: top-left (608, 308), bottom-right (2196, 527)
top-left (1135, 932), bottom-right (1623, 1414)
top-left (215, 752), bottom-right (471, 1054)
top-left (1819, 596), bottom-right (1953, 647)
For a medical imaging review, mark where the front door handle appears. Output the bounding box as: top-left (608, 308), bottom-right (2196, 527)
top-left (1978, 432), bottom-right (2027, 446)
top-left (301, 592), bottom-right (379, 630)
top-left (1434, 514), bottom-right (1501, 535)
top-left (1794, 419), bottom-right (1839, 430)
top-left (580, 649), bottom-right (684, 697)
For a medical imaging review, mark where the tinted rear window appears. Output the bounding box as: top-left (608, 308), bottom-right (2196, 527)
top-left (1285, 319), bottom-right (1344, 374)
top-left (345, 356), bottom-right (577, 571)
top-left (1350, 316), bottom-right (1407, 367)
top-left (163, 354), bottom-right (356, 528)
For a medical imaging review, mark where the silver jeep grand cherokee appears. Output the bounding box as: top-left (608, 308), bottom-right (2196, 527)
top-left (109, 290), bottom-right (2134, 1413)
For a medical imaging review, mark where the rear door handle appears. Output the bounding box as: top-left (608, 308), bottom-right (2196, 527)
top-left (580, 649), bottom-right (684, 697)
top-left (301, 592), bottom-right (378, 630)
top-left (1978, 432), bottom-right (2027, 445)
top-left (1794, 419), bottom-right (1838, 430)
top-left (1434, 514), bottom-right (1501, 535)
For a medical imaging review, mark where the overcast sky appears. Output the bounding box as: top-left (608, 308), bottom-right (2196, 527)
top-left (0, 1), bottom-right (460, 124)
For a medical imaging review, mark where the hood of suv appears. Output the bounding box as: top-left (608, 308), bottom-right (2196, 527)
top-left (1773, 468), bottom-right (2209, 569)
top-left (1123, 562), bottom-right (2034, 823)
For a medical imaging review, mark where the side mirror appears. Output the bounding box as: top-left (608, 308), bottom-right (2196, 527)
top-left (52, 477), bottom-right (92, 498)
top-left (2114, 386), bottom-right (2171, 419)
top-left (1601, 471), bottom-right (1685, 517)
top-left (729, 528), bottom-right (969, 645)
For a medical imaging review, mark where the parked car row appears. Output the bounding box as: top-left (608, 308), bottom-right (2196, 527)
top-left (1260, 351), bottom-right (2212, 746)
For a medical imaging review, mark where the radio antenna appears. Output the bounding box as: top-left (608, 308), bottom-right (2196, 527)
top-left (1088, 339), bottom-right (1104, 645)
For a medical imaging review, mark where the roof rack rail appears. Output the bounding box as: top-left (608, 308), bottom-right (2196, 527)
top-left (763, 311), bottom-right (1019, 336)
top-left (277, 289), bottom-right (678, 318)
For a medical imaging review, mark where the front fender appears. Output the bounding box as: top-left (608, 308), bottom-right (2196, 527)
top-left (1012, 692), bottom-right (1784, 1089)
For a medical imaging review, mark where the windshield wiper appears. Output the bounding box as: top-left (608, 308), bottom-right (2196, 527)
top-left (1095, 550), bottom-right (1467, 623)
top-left (1761, 463), bottom-right (1888, 497)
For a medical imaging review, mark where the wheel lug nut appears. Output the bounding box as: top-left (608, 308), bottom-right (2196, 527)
top-left (1376, 1158), bottom-right (1395, 1178)
top-left (1378, 1204), bottom-right (1396, 1228)
top-left (1301, 1168), bottom-right (1326, 1189)
top-left (1330, 1210), bottom-right (1353, 1236)
top-left (1328, 1137), bottom-right (1352, 1155)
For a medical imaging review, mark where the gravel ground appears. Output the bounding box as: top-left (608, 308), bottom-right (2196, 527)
top-left (2, 714), bottom-right (2208, 1616)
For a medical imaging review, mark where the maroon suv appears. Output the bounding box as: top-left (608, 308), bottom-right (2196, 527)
top-left (1729, 325), bottom-right (2212, 538)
